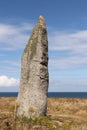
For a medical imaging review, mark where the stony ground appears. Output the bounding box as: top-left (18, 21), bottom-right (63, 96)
top-left (0, 97), bottom-right (87, 130)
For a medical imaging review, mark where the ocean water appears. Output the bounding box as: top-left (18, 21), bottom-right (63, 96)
top-left (0, 92), bottom-right (87, 98)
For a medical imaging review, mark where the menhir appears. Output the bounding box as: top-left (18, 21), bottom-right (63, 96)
top-left (17, 16), bottom-right (49, 118)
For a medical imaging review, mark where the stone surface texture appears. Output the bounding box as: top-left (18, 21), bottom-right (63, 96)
top-left (17, 16), bottom-right (49, 118)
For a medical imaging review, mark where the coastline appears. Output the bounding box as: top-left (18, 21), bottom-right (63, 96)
top-left (1, 92), bottom-right (87, 98)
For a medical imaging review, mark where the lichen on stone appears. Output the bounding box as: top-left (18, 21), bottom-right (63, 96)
top-left (24, 25), bottom-right (40, 61)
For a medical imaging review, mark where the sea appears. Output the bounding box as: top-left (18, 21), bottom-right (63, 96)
top-left (0, 92), bottom-right (87, 98)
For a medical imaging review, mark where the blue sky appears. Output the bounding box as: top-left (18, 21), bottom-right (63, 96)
top-left (0, 0), bottom-right (87, 92)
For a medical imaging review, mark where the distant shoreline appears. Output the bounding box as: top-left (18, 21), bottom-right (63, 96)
top-left (0, 92), bottom-right (87, 98)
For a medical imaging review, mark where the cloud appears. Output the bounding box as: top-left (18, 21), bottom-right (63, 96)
top-left (1, 22), bottom-right (87, 54)
top-left (49, 30), bottom-right (87, 53)
top-left (0, 76), bottom-right (19, 87)
top-left (1, 22), bottom-right (87, 91)
top-left (0, 23), bottom-right (33, 50)
top-left (0, 22), bottom-right (87, 70)
top-left (48, 29), bottom-right (87, 91)
top-left (0, 59), bottom-right (21, 76)
top-left (49, 30), bottom-right (87, 70)
top-left (49, 55), bottom-right (87, 70)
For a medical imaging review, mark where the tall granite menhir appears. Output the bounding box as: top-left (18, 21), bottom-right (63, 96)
top-left (17, 16), bottom-right (49, 117)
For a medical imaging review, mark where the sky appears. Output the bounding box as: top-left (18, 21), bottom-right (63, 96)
top-left (0, 0), bottom-right (87, 92)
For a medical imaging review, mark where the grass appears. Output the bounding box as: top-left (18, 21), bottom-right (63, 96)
top-left (0, 97), bottom-right (87, 129)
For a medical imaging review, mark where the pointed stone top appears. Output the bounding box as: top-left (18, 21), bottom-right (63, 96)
top-left (38, 15), bottom-right (46, 27)
top-left (39, 15), bottom-right (45, 21)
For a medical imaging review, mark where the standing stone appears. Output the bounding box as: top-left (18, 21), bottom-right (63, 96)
top-left (17, 16), bottom-right (49, 118)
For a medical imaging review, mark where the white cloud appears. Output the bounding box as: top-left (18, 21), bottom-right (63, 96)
top-left (49, 30), bottom-right (87, 53)
top-left (0, 59), bottom-right (21, 76)
top-left (1, 22), bottom-right (87, 91)
top-left (1, 22), bottom-right (87, 54)
top-left (0, 76), bottom-right (19, 87)
top-left (48, 29), bottom-right (87, 91)
top-left (49, 55), bottom-right (87, 70)
top-left (0, 23), bottom-right (33, 50)
top-left (0, 22), bottom-right (87, 70)
top-left (49, 30), bottom-right (87, 70)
